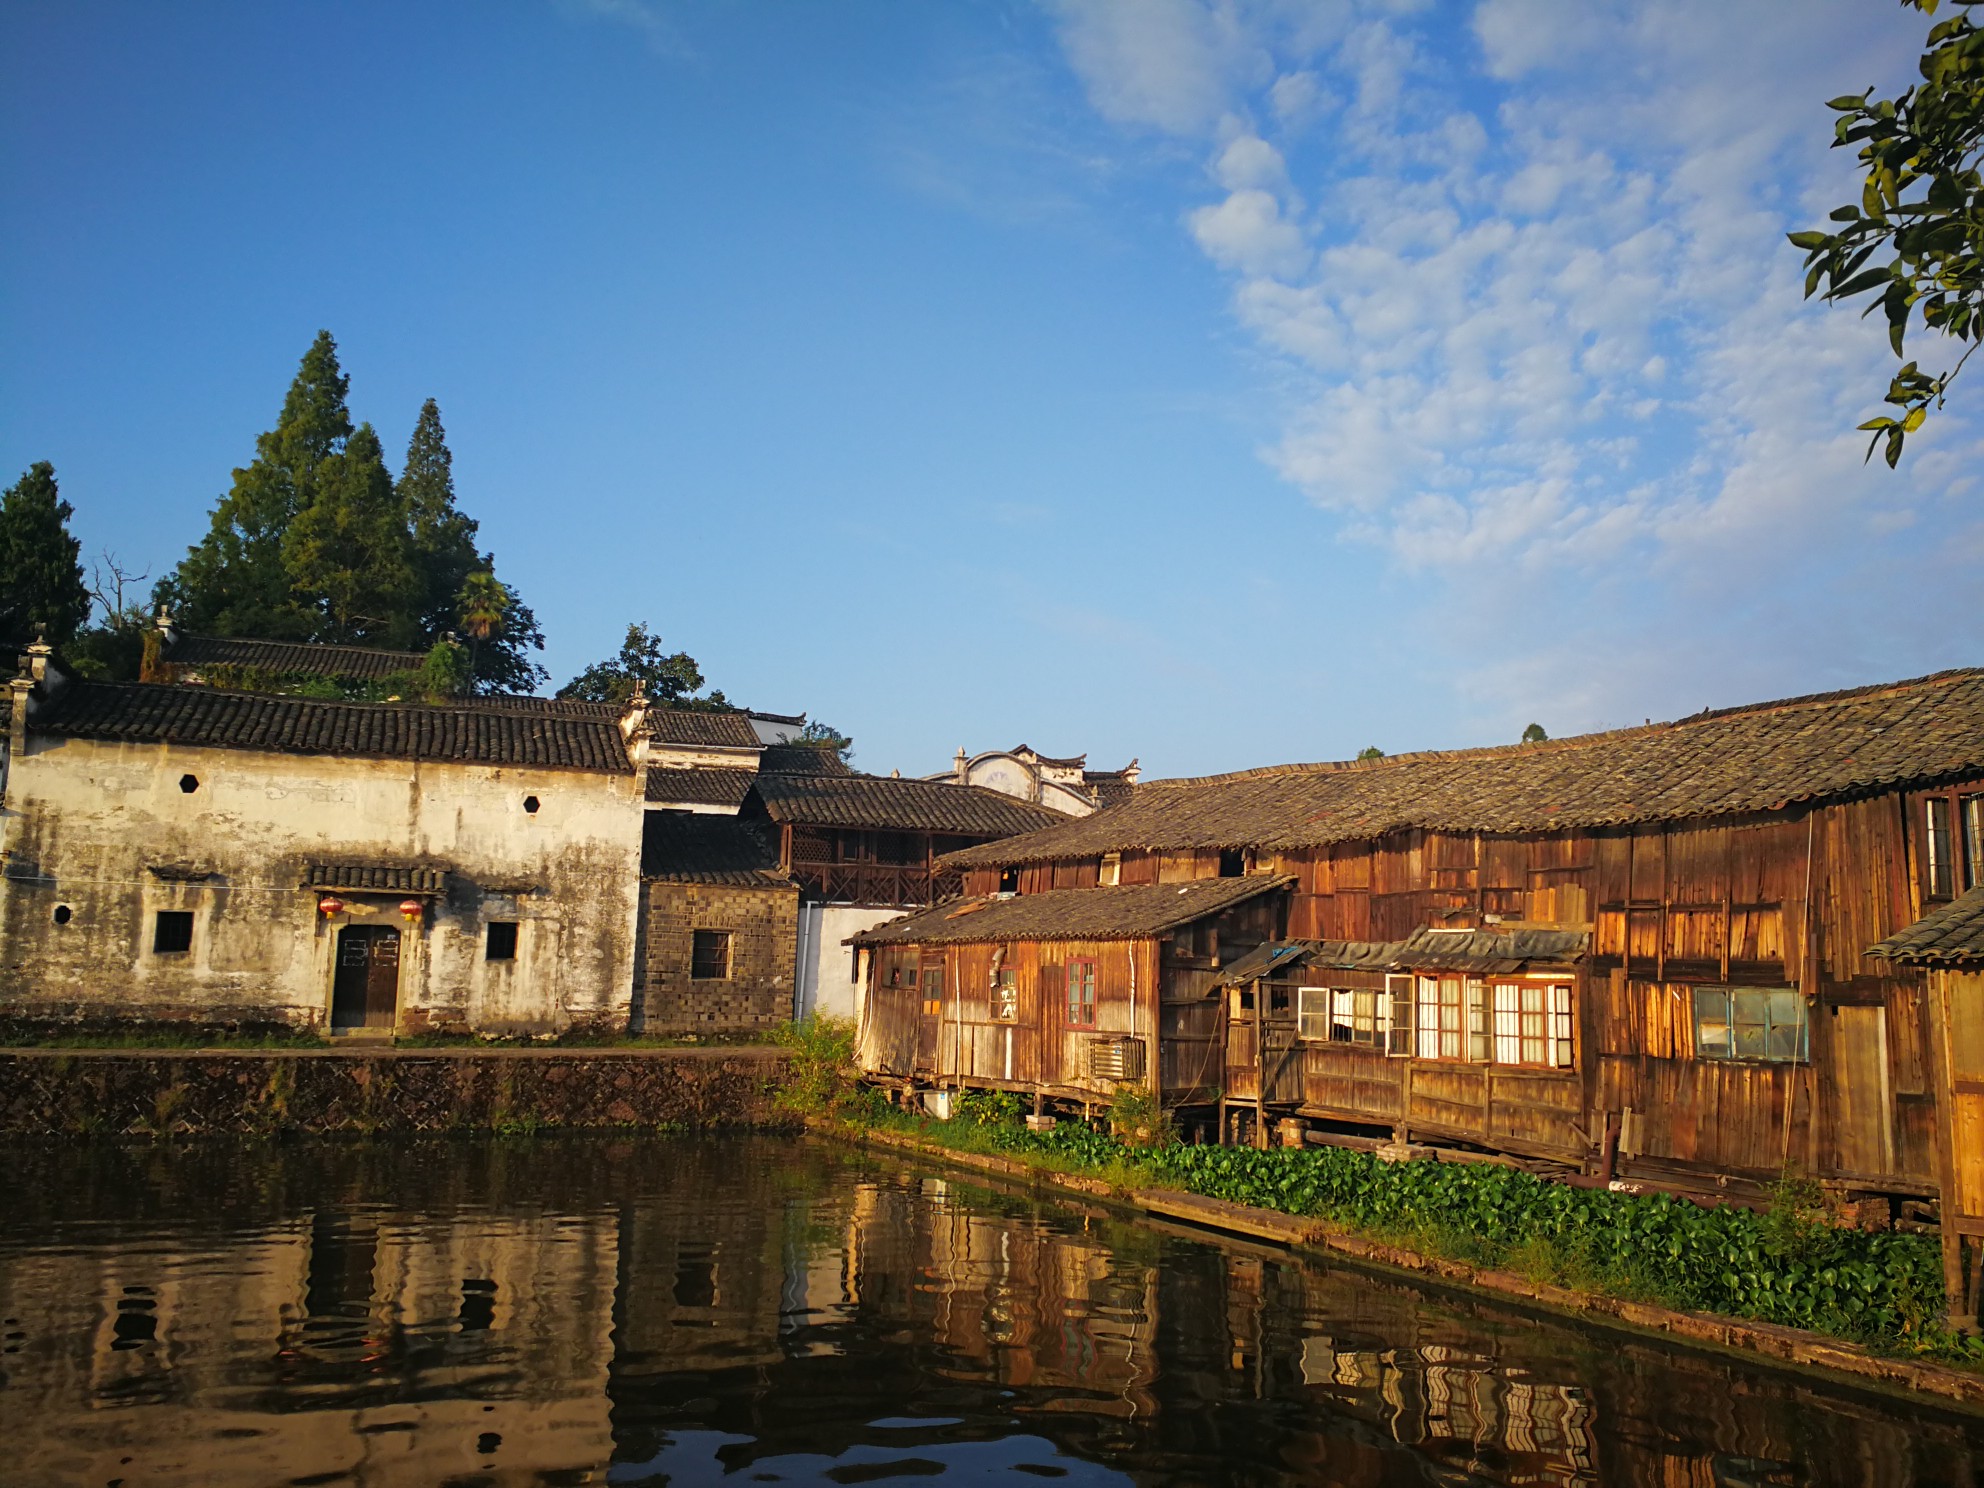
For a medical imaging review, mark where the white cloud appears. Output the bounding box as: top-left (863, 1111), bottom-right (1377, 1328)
top-left (1045, 0), bottom-right (1982, 738)
top-left (1188, 187), bottom-right (1310, 278)
top-left (1046, 0), bottom-right (1265, 133)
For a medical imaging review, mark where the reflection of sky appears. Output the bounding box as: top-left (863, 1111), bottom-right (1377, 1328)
top-left (609, 1425), bottom-right (1134, 1486)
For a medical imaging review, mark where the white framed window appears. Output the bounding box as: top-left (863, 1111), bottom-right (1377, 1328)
top-left (1100, 851), bottom-right (1122, 886)
top-left (1414, 975), bottom-right (1487, 1060)
top-left (1385, 974), bottom-right (1415, 1056)
top-left (1299, 987), bottom-right (1388, 1046)
top-left (1297, 986), bottom-right (1330, 1040)
top-left (1492, 982), bottom-right (1574, 1068)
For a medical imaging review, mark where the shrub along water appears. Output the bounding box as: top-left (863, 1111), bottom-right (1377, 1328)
top-left (865, 1110), bottom-right (1981, 1367)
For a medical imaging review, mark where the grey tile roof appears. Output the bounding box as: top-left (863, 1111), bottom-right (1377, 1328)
top-left (849, 874), bottom-right (1291, 947)
top-left (945, 668), bottom-right (1984, 867)
top-left (759, 743), bottom-right (854, 775)
top-left (644, 707), bottom-right (761, 748)
top-left (33, 681), bottom-right (636, 773)
top-left (161, 632), bottom-right (427, 681)
top-left (640, 813), bottom-right (791, 885)
top-left (1867, 887), bottom-right (1984, 965)
top-left (646, 766), bottom-right (757, 807)
top-left (752, 771), bottom-right (1065, 836)
top-left (306, 863), bottom-right (451, 895)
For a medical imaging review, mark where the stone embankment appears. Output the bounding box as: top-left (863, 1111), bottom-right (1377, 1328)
top-left (0, 1046), bottom-right (793, 1137)
top-left (837, 1123), bottom-right (1984, 1414)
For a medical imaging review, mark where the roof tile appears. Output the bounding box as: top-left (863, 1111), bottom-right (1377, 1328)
top-left (946, 668), bottom-right (1984, 867)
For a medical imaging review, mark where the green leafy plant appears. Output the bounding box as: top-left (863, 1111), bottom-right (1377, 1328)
top-left (953, 1087), bottom-right (1025, 1127)
top-left (1788, 0), bottom-right (1984, 464)
top-left (772, 1017), bottom-right (883, 1120)
top-left (1106, 1085), bottom-right (1176, 1149)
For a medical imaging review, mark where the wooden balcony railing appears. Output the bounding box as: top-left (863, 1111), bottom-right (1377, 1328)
top-left (791, 860), bottom-right (962, 907)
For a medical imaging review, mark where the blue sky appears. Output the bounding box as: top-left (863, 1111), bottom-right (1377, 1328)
top-left (4, 1), bottom-right (1978, 780)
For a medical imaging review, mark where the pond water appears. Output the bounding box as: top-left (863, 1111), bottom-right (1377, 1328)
top-left (0, 1135), bottom-right (1979, 1487)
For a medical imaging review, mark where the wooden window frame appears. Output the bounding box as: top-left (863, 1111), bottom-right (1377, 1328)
top-left (690, 929), bottom-right (732, 981)
top-left (1064, 957), bottom-right (1098, 1028)
top-left (1926, 795), bottom-right (1957, 900)
top-left (920, 963), bottom-right (945, 1017)
top-left (1384, 974), bottom-right (1415, 1056)
top-left (992, 968), bottom-right (1018, 1022)
top-left (1693, 985), bottom-right (1808, 1064)
top-left (1964, 792), bottom-right (1984, 894)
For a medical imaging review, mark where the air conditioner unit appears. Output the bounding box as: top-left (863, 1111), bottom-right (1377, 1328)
top-left (1087, 1036), bottom-right (1146, 1082)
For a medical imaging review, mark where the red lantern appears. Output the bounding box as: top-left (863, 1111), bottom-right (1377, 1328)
top-left (317, 895), bottom-right (345, 917)
top-left (399, 898), bottom-right (425, 922)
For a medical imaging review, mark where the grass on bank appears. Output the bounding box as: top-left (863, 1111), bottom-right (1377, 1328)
top-left (779, 1017), bottom-right (1984, 1370)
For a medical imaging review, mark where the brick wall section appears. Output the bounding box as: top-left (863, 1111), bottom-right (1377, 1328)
top-left (639, 880), bottom-right (798, 1034)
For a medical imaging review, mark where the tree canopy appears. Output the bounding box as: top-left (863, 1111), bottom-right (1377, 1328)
top-left (558, 622), bottom-right (717, 707)
top-left (1521, 722), bottom-right (1549, 744)
top-left (0, 462), bottom-right (90, 647)
top-left (158, 332), bottom-right (546, 692)
top-left (1790, 0), bottom-right (1983, 465)
top-left (796, 718), bottom-right (855, 763)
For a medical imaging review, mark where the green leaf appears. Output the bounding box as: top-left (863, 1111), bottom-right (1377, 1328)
top-left (1786, 230), bottom-right (1831, 249)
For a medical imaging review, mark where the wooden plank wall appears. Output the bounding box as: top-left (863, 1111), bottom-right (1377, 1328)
top-left (951, 780), bottom-right (1981, 1189)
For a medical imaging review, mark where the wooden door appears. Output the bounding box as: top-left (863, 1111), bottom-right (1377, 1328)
top-left (915, 963), bottom-right (944, 1075)
top-left (1830, 1004), bottom-right (1894, 1176)
top-left (331, 925), bottom-right (402, 1031)
top-left (1225, 983), bottom-right (1260, 1103)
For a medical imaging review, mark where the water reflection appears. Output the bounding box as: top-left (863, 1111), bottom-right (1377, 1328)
top-left (0, 1137), bottom-right (1978, 1487)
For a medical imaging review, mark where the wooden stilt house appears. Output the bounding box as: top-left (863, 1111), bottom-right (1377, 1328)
top-left (922, 668), bottom-right (1984, 1256)
top-left (850, 875), bottom-right (1289, 1115)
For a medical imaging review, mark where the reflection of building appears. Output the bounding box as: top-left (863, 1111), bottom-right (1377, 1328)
top-left (930, 745), bottom-right (1139, 817)
top-left (0, 1206), bottom-right (619, 1487)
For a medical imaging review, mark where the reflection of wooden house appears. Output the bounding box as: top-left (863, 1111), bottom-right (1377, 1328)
top-left (923, 669), bottom-right (1984, 1310)
top-left (851, 875), bottom-right (1286, 1111)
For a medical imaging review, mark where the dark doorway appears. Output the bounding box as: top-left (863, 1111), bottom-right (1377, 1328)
top-left (331, 924), bottom-right (402, 1030)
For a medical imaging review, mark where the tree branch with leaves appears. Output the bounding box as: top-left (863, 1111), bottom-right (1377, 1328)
top-left (1789, 0), bottom-right (1984, 466)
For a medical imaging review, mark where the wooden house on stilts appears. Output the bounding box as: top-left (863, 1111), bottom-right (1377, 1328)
top-left (855, 668), bottom-right (1984, 1326)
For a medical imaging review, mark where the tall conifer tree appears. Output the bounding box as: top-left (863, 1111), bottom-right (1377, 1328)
top-left (163, 331), bottom-right (352, 638)
top-left (0, 462), bottom-right (90, 646)
top-left (283, 424), bottom-right (417, 645)
top-left (396, 399), bottom-right (547, 693)
top-left (399, 398), bottom-right (480, 641)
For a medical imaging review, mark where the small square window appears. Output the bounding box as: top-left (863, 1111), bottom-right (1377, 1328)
top-left (691, 930), bottom-right (731, 981)
top-left (153, 911), bottom-right (193, 955)
top-left (485, 921), bottom-right (518, 961)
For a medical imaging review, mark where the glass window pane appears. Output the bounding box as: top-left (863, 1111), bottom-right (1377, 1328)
top-left (1694, 988), bottom-right (1732, 1059)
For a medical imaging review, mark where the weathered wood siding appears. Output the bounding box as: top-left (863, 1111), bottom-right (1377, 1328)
top-left (983, 781), bottom-right (1979, 1189)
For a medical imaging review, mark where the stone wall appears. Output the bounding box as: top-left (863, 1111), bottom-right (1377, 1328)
top-left (638, 880), bottom-right (797, 1035)
top-left (0, 1048), bottom-right (793, 1136)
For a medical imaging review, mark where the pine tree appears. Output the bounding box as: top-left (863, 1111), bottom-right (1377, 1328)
top-left (0, 462), bottom-right (90, 646)
top-left (399, 399), bottom-right (480, 639)
top-left (282, 424), bottom-right (417, 645)
top-left (164, 331), bottom-right (352, 638)
top-left (395, 399), bottom-right (548, 693)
